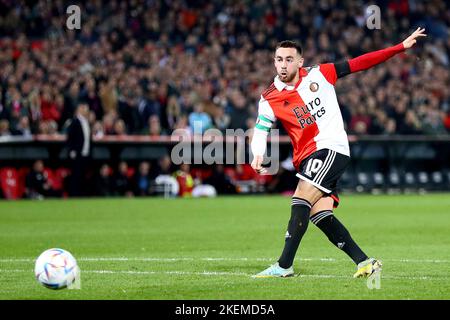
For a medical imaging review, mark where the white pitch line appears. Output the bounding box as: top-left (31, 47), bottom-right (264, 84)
top-left (0, 269), bottom-right (247, 277)
top-left (1, 257), bottom-right (450, 263)
top-left (0, 269), bottom-right (448, 281)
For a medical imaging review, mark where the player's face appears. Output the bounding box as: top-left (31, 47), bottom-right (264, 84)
top-left (274, 47), bottom-right (304, 83)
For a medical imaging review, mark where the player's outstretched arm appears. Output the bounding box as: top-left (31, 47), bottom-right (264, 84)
top-left (347, 27), bottom-right (426, 74)
top-left (324, 27), bottom-right (427, 81)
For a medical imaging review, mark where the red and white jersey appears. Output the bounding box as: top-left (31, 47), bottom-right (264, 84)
top-left (256, 64), bottom-right (349, 169)
top-left (253, 43), bottom-right (406, 170)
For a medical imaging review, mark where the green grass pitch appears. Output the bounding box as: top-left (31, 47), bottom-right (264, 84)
top-left (1, 194), bottom-right (449, 300)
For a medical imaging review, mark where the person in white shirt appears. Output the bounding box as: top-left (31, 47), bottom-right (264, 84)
top-left (67, 103), bottom-right (91, 197)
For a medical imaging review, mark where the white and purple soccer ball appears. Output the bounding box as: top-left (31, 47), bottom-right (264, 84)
top-left (34, 248), bottom-right (79, 290)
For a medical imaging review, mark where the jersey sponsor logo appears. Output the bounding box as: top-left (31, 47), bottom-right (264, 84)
top-left (292, 97), bottom-right (326, 129)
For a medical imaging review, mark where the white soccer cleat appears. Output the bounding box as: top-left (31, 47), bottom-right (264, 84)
top-left (252, 262), bottom-right (294, 278)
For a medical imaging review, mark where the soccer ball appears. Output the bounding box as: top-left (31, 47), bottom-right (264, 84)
top-left (34, 248), bottom-right (80, 290)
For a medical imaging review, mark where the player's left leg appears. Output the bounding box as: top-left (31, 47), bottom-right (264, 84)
top-left (310, 196), bottom-right (368, 265)
top-left (310, 196), bottom-right (382, 278)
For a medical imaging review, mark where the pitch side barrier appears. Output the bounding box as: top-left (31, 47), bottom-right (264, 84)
top-left (0, 134), bottom-right (449, 192)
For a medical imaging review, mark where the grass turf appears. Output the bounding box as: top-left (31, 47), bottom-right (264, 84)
top-left (0, 194), bottom-right (449, 300)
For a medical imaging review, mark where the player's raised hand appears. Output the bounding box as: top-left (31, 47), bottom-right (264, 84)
top-left (402, 27), bottom-right (427, 49)
top-left (251, 155), bottom-right (267, 174)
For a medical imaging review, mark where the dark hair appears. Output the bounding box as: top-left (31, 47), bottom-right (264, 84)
top-left (275, 40), bottom-right (303, 56)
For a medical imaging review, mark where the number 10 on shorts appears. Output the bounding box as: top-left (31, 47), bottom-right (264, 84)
top-left (305, 159), bottom-right (323, 177)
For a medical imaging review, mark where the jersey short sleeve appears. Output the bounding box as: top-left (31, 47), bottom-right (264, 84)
top-left (320, 62), bottom-right (352, 84)
top-left (319, 63), bottom-right (338, 85)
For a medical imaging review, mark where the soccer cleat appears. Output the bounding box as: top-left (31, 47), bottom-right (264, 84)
top-left (251, 262), bottom-right (294, 278)
top-left (353, 258), bottom-right (382, 278)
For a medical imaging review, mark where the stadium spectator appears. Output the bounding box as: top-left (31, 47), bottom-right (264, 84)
top-left (113, 161), bottom-right (134, 197)
top-left (203, 164), bottom-right (237, 194)
top-left (421, 108), bottom-right (447, 134)
top-left (94, 164), bottom-right (114, 197)
top-left (166, 95), bottom-right (182, 130)
top-left (62, 82), bottom-right (81, 127)
top-left (174, 163), bottom-right (195, 197)
top-left (369, 110), bottom-right (388, 135)
top-left (84, 80), bottom-right (103, 121)
top-left (350, 106), bottom-right (371, 135)
top-left (38, 120), bottom-right (58, 135)
top-left (148, 115), bottom-right (167, 137)
top-left (102, 112), bottom-right (117, 135)
top-left (172, 114), bottom-right (192, 136)
top-left (155, 154), bottom-right (173, 176)
top-left (92, 121), bottom-right (105, 138)
top-left (139, 86), bottom-right (161, 130)
top-left (0, 120), bottom-right (11, 137)
top-left (40, 87), bottom-right (61, 123)
top-left (228, 91), bottom-right (252, 131)
top-left (0, 92), bottom-right (8, 119)
top-left (152, 155), bottom-right (178, 197)
top-left (113, 119), bottom-right (127, 136)
top-left (444, 112), bottom-right (450, 132)
top-left (399, 110), bottom-right (423, 134)
top-left (13, 116), bottom-right (32, 137)
top-left (213, 107), bottom-right (231, 133)
top-left (188, 103), bottom-right (213, 134)
top-left (99, 79), bottom-right (118, 116)
top-left (25, 160), bottom-right (61, 199)
top-left (132, 161), bottom-right (154, 196)
top-left (46, 120), bottom-right (59, 135)
top-left (67, 103), bottom-right (92, 197)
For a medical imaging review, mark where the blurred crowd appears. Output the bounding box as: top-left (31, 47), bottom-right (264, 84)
top-left (0, 0), bottom-right (449, 140)
top-left (0, 158), bottom-right (280, 199)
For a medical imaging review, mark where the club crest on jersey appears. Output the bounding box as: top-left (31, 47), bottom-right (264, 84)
top-left (309, 82), bottom-right (319, 92)
top-left (292, 97), bottom-right (326, 129)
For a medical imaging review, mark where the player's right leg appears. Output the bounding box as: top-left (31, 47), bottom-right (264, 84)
top-left (252, 179), bottom-right (323, 278)
top-left (310, 196), bottom-right (382, 278)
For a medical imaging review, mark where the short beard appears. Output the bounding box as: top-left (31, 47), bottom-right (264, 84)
top-left (279, 71), bottom-right (296, 83)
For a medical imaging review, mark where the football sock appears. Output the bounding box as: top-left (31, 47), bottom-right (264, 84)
top-left (278, 197), bottom-right (311, 269)
top-left (310, 210), bottom-right (368, 265)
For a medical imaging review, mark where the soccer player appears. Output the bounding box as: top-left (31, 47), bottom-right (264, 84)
top-left (251, 28), bottom-right (426, 278)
